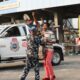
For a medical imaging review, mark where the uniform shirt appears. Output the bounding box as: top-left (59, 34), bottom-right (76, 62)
top-left (27, 32), bottom-right (41, 58)
top-left (32, 36), bottom-right (41, 58)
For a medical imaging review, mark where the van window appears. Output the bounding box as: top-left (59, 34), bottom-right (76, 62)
top-left (5, 27), bottom-right (20, 37)
top-left (18, 26), bottom-right (25, 36)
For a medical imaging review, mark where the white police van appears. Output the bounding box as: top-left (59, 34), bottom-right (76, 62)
top-left (0, 24), bottom-right (30, 62)
top-left (0, 24), bottom-right (65, 65)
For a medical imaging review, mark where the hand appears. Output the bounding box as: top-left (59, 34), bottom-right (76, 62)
top-left (32, 12), bottom-right (35, 16)
top-left (43, 37), bottom-right (47, 42)
top-left (41, 31), bottom-right (45, 36)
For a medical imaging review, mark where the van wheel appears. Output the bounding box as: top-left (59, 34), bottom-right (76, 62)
top-left (52, 49), bottom-right (61, 65)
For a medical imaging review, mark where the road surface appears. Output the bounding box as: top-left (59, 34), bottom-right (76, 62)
top-left (0, 55), bottom-right (80, 80)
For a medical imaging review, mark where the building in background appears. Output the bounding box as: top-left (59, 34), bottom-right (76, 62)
top-left (0, 0), bottom-right (80, 42)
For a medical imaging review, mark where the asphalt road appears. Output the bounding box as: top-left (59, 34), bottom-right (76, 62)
top-left (0, 55), bottom-right (80, 80)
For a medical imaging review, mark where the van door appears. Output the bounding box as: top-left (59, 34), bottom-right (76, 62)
top-left (0, 26), bottom-right (27, 60)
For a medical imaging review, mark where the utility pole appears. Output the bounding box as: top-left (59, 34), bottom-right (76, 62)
top-left (54, 12), bottom-right (59, 40)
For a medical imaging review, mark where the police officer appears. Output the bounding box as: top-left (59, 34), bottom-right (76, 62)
top-left (20, 13), bottom-right (41, 80)
top-left (20, 27), bottom-right (41, 80)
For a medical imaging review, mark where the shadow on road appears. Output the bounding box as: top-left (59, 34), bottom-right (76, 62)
top-left (0, 62), bottom-right (43, 71)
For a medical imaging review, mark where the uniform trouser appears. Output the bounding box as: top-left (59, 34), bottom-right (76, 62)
top-left (21, 56), bottom-right (40, 80)
top-left (43, 49), bottom-right (55, 80)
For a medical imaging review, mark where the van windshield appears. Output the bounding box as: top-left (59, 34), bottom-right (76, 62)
top-left (0, 27), bottom-right (9, 34)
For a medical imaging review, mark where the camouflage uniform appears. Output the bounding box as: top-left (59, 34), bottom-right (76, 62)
top-left (20, 35), bottom-right (41, 80)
